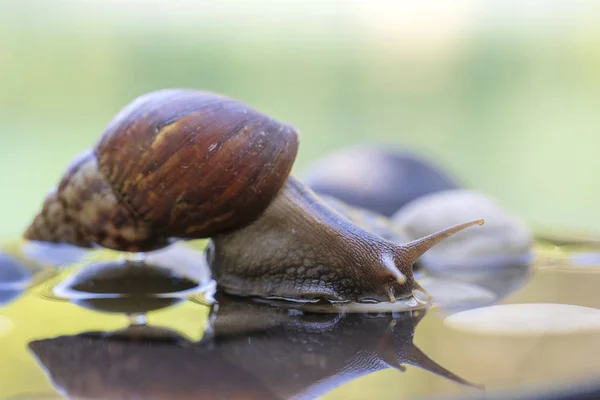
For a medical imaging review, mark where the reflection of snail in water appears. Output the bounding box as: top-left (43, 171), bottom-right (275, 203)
top-left (24, 89), bottom-right (483, 303)
top-left (29, 292), bottom-right (482, 400)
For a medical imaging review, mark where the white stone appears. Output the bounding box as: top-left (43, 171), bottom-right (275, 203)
top-left (444, 303), bottom-right (600, 335)
top-left (393, 189), bottom-right (533, 271)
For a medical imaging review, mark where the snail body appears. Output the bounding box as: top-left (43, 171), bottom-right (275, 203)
top-left (208, 177), bottom-right (481, 302)
top-left (320, 194), bottom-right (410, 244)
top-left (25, 89), bottom-right (483, 303)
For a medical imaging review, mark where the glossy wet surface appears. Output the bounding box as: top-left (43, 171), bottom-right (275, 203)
top-left (1, 239), bottom-right (600, 399)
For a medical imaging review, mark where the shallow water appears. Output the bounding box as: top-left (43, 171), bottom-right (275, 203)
top-left (1, 240), bottom-right (600, 399)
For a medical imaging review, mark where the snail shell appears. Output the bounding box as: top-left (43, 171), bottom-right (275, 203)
top-left (25, 89), bottom-right (298, 252)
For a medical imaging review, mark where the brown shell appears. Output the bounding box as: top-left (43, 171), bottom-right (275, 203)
top-left (24, 150), bottom-right (169, 252)
top-left (95, 89), bottom-right (299, 238)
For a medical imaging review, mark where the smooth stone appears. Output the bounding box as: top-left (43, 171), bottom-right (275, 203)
top-left (56, 261), bottom-right (199, 296)
top-left (444, 304), bottom-right (600, 335)
top-left (52, 258), bottom-right (203, 314)
top-left (21, 242), bottom-right (88, 267)
top-left (0, 289), bottom-right (23, 306)
top-left (0, 252), bottom-right (30, 285)
top-left (393, 189), bottom-right (533, 271)
top-left (302, 146), bottom-right (460, 217)
top-left (419, 277), bottom-right (497, 310)
top-left (72, 297), bottom-right (185, 315)
top-left (448, 266), bottom-right (531, 305)
top-left (0, 252), bottom-right (38, 307)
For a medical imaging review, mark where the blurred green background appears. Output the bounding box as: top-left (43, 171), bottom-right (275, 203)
top-left (1, 0), bottom-right (600, 238)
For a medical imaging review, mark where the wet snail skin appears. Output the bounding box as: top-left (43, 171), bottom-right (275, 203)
top-left (24, 89), bottom-right (483, 303)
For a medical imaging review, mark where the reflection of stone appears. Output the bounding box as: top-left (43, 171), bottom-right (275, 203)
top-left (72, 296), bottom-right (185, 315)
top-left (419, 277), bottom-right (497, 310)
top-left (59, 261), bottom-right (200, 295)
top-left (0, 253), bottom-right (31, 284)
top-left (29, 292), bottom-right (481, 400)
top-left (52, 260), bottom-right (204, 315)
top-left (0, 252), bottom-right (35, 306)
top-left (420, 266), bottom-right (531, 312)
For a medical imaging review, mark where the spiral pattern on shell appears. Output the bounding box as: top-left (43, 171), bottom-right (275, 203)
top-left (25, 89), bottom-right (299, 251)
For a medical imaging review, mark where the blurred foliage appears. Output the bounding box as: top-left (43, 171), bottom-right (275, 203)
top-left (1, 1), bottom-right (600, 238)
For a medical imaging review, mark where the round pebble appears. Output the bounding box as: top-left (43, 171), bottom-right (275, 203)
top-left (393, 189), bottom-right (533, 271)
top-left (444, 303), bottom-right (600, 335)
top-left (419, 277), bottom-right (497, 309)
top-left (302, 146), bottom-right (459, 217)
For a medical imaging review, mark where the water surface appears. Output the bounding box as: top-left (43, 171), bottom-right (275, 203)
top-left (1, 240), bottom-right (600, 399)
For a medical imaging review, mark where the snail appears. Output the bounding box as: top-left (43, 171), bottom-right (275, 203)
top-left (24, 89), bottom-right (483, 303)
top-left (302, 145), bottom-right (460, 217)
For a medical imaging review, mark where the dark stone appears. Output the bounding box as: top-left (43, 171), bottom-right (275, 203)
top-left (302, 146), bottom-right (460, 217)
top-left (0, 252), bottom-right (31, 307)
top-left (0, 252), bottom-right (30, 286)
